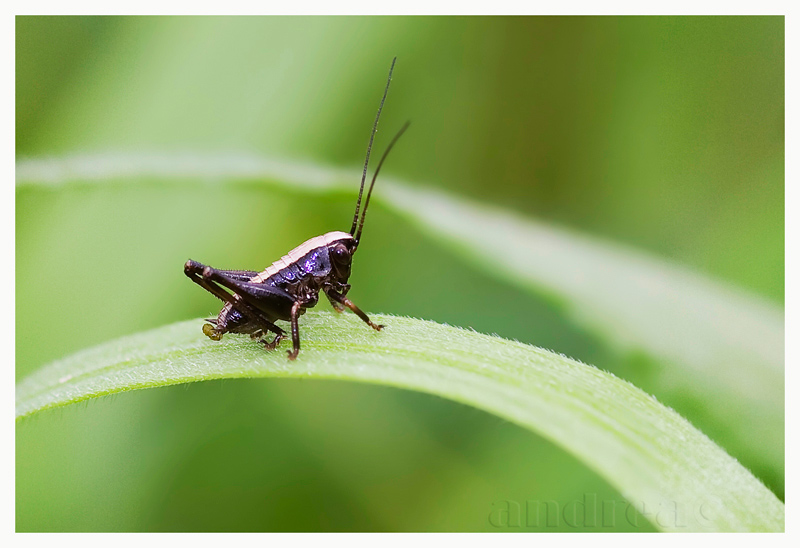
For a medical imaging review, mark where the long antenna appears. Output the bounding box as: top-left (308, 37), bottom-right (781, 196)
top-left (350, 57), bottom-right (396, 235)
top-left (354, 121), bottom-right (410, 244)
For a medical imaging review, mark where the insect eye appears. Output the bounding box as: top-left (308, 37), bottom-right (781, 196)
top-left (332, 244), bottom-right (350, 263)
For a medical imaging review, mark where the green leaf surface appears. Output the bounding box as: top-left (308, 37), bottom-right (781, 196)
top-left (15, 313), bottom-right (783, 532)
top-left (16, 152), bottom-right (785, 477)
top-left (382, 183), bottom-right (785, 476)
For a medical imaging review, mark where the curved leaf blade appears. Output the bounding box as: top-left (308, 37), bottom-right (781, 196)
top-left (15, 313), bottom-right (784, 532)
top-left (381, 183), bottom-right (784, 472)
top-left (16, 152), bottom-right (784, 477)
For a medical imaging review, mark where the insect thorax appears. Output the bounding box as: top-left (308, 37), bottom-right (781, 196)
top-left (249, 231), bottom-right (354, 286)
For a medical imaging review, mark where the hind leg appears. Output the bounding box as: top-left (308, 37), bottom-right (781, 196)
top-left (185, 260), bottom-right (286, 340)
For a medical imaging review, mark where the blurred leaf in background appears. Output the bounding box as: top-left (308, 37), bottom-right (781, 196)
top-left (16, 16), bottom-right (783, 531)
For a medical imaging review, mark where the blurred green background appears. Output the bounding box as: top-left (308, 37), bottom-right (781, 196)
top-left (16, 16), bottom-right (783, 531)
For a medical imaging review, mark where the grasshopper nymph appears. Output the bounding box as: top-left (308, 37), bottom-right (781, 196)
top-left (185, 58), bottom-right (407, 360)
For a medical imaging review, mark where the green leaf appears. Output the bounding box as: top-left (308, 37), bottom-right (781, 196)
top-left (15, 312), bottom-right (784, 531)
top-left (16, 152), bottom-right (784, 478)
top-left (382, 183), bottom-right (785, 477)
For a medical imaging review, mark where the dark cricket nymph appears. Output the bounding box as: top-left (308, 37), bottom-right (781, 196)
top-left (184, 58), bottom-right (408, 360)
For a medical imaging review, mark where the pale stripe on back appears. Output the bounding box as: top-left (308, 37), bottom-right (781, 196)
top-left (249, 231), bottom-right (353, 283)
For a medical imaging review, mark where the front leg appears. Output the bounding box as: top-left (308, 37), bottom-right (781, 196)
top-left (325, 288), bottom-right (383, 331)
top-left (325, 283), bottom-right (350, 313)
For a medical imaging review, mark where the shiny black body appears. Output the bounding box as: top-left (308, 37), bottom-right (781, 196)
top-left (184, 58), bottom-right (407, 360)
top-left (183, 233), bottom-right (369, 360)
